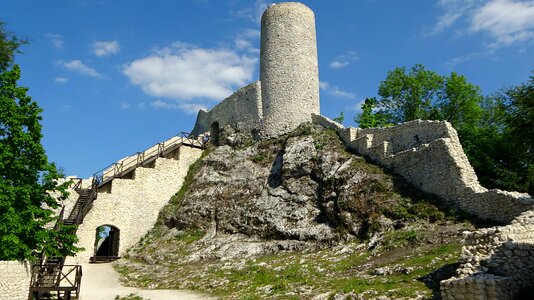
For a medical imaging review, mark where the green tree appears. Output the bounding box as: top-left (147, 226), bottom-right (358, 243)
top-left (333, 111), bottom-right (345, 123)
top-left (373, 64), bottom-right (483, 130)
top-left (376, 64), bottom-right (443, 123)
top-left (436, 72), bottom-right (483, 130)
top-left (0, 24), bottom-right (79, 260)
top-left (355, 97), bottom-right (390, 128)
top-left (497, 74), bottom-right (534, 194)
top-left (0, 21), bottom-right (26, 70)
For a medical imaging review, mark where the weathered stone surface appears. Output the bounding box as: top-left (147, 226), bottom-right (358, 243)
top-left (0, 261), bottom-right (31, 300)
top-left (160, 125), bottom-right (428, 259)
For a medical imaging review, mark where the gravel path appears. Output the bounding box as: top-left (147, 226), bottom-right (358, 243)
top-left (79, 263), bottom-right (216, 300)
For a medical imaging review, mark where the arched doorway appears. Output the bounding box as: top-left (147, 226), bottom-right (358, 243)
top-left (210, 121), bottom-right (220, 146)
top-left (91, 225), bottom-right (120, 262)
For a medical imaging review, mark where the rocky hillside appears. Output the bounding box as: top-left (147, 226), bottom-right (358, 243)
top-left (115, 124), bottom-right (476, 299)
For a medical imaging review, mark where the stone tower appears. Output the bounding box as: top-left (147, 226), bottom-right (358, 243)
top-left (259, 2), bottom-right (320, 138)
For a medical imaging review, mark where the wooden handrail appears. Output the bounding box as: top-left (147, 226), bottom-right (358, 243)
top-left (64, 132), bottom-right (206, 227)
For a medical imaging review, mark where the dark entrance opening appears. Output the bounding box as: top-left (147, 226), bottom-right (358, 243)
top-left (210, 121), bottom-right (220, 146)
top-left (91, 225), bottom-right (120, 263)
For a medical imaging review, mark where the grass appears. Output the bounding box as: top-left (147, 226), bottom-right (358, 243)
top-left (175, 229), bottom-right (205, 244)
top-left (382, 230), bottom-right (420, 250)
top-left (114, 293), bottom-right (150, 300)
top-left (117, 235), bottom-right (464, 299)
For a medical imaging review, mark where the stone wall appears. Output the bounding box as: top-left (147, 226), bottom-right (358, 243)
top-left (0, 261), bottom-right (31, 300)
top-left (67, 146), bottom-right (203, 263)
top-left (310, 115), bottom-right (534, 299)
top-left (191, 81), bottom-right (262, 136)
top-left (441, 210), bottom-right (534, 299)
top-left (191, 2), bottom-right (320, 139)
top-left (259, 2), bottom-right (320, 138)
top-left (313, 116), bottom-right (534, 224)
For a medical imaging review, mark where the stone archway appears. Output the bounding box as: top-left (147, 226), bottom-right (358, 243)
top-left (210, 121), bottom-right (220, 146)
top-left (93, 225), bottom-right (120, 259)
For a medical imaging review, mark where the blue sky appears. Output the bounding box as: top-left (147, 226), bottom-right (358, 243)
top-left (2, 0), bottom-right (533, 178)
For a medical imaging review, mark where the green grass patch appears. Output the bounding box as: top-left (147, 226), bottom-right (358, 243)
top-left (175, 229), bottom-right (205, 244)
top-left (382, 230), bottom-right (420, 250)
top-left (115, 293), bottom-right (150, 300)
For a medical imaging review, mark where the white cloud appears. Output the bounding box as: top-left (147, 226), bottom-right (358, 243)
top-left (234, 0), bottom-right (269, 24)
top-left (426, 0), bottom-right (478, 36)
top-left (54, 77), bottom-right (68, 84)
top-left (471, 0), bottom-right (534, 47)
top-left (234, 29), bottom-right (260, 54)
top-left (151, 99), bottom-right (181, 110)
top-left (123, 42), bottom-right (257, 102)
top-left (319, 81), bottom-right (356, 99)
top-left (178, 103), bottom-right (208, 115)
top-left (444, 50), bottom-right (496, 69)
top-left (45, 33), bottom-right (63, 49)
top-left (120, 102), bottom-right (131, 110)
top-left (151, 100), bottom-right (207, 115)
top-left (429, 0), bottom-right (534, 47)
top-left (329, 51), bottom-right (359, 69)
top-left (58, 60), bottom-right (102, 78)
top-left (92, 40), bottom-right (120, 57)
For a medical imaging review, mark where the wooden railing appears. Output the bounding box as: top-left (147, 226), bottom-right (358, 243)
top-left (28, 264), bottom-right (82, 299)
top-left (92, 132), bottom-right (204, 188)
top-left (63, 131), bottom-right (205, 227)
top-left (70, 178), bottom-right (83, 190)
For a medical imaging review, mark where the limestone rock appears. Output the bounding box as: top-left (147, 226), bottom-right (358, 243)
top-left (160, 124), bottom-right (423, 258)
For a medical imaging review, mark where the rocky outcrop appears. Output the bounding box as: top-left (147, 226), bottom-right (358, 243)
top-left (159, 125), bottom-right (439, 259)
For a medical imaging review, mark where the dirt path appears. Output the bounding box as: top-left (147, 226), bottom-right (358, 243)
top-left (79, 263), bottom-right (216, 300)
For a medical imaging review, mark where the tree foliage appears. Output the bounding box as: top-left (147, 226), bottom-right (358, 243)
top-left (371, 64), bottom-right (483, 130)
top-left (333, 111), bottom-right (345, 124)
top-left (0, 23), bottom-right (79, 260)
top-left (355, 98), bottom-right (390, 128)
top-left (493, 75), bottom-right (533, 194)
top-left (0, 21), bottom-right (26, 71)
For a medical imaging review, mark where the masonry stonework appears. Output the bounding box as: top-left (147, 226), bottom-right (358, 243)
top-left (67, 146), bottom-right (202, 264)
top-left (259, 2), bottom-right (320, 138)
top-left (312, 114), bottom-right (534, 298)
top-left (313, 115), bottom-right (534, 224)
top-left (192, 2), bottom-right (319, 139)
top-left (440, 210), bottom-right (534, 299)
top-left (0, 261), bottom-right (31, 300)
top-left (191, 81), bottom-right (262, 137)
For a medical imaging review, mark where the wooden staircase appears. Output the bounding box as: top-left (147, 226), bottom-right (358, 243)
top-left (62, 189), bottom-right (92, 226)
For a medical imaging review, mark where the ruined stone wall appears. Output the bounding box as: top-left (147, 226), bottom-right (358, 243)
top-left (311, 115), bottom-right (534, 299)
top-left (313, 116), bottom-right (533, 223)
top-left (191, 81), bottom-right (262, 136)
top-left (441, 210), bottom-right (534, 299)
top-left (0, 261), bottom-right (31, 300)
top-left (66, 146), bottom-right (203, 264)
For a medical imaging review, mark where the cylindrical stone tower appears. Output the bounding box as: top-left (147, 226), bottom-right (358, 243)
top-left (259, 2), bottom-right (320, 138)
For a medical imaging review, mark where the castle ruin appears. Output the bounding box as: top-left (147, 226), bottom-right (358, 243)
top-left (3, 2), bottom-right (534, 300)
top-left (191, 2), bottom-right (320, 139)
